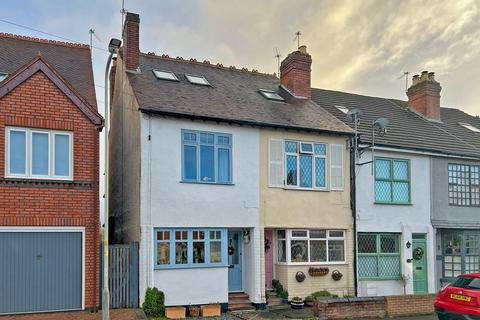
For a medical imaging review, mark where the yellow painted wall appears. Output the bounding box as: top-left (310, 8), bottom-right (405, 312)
top-left (260, 128), bottom-right (355, 298)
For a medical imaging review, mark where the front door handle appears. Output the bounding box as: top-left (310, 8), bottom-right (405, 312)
top-left (228, 264), bottom-right (234, 269)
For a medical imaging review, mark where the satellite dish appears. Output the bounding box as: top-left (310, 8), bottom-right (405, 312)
top-left (373, 117), bottom-right (389, 136)
top-left (346, 108), bottom-right (363, 122)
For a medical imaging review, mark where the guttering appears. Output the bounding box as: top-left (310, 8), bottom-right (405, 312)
top-left (359, 143), bottom-right (480, 161)
top-left (138, 108), bottom-right (355, 137)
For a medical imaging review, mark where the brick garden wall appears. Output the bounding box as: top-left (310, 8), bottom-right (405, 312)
top-left (386, 294), bottom-right (435, 317)
top-left (0, 71), bottom-right (100, 309)
top-left (314, 294), bottom-right (435, 319)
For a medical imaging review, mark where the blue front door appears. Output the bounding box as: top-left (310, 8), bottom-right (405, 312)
top-left (228, 231), bottom-right (242, 291)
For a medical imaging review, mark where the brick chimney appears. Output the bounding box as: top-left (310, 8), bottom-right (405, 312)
top-left (122, 12), bottom-right (140, 71)
top-left (406, 70), bottom-right (442, 120)
top-left (280, 45), bottom-right (312, 99)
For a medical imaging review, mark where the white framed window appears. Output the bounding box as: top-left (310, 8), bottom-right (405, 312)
top-left (6, 127), bottom-right (73, 180)
top-left (277, 229), bottom-right (346, 264)
top-left (285, 140), bottom-right (327, 189)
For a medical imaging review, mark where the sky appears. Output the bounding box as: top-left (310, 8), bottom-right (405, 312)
top-left (1, 0), bottom-right (479, 217)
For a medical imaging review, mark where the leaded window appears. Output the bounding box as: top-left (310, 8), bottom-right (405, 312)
top-left (448, 164), bottom-right (480, 207)
top-left (374, 158), bottom-right (411, 204)
top-left (358, 233), bottom-right (401, 280)
top-left (285, 141), bottom-right (327, 189)
top-left (182, 129), bottom-right (232, 184)
top-left (277, 229), bottom-right (345, 264)
top-left (443, 231), bottom-right (480, 278)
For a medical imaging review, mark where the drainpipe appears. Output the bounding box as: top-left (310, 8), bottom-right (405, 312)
top-left (350, 137), bottom-right (358, 296)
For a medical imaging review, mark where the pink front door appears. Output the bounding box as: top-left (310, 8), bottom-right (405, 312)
top-left (264, 230), bottom-right (274, 289)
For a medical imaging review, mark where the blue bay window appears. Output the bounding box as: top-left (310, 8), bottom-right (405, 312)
top-left (154, 228), bottom-right (228, 269)
top-left (374, 157), bottom-right (411, 204)
top-left (182, 130), bottom-right (232, 184)
top-left (285, 141), bottom-right (326, 189)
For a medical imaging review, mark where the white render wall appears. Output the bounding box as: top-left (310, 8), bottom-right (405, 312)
top-left (138, 115), bottom-right (261, 305)
top-left (356, 149), bottom-right (436, 296)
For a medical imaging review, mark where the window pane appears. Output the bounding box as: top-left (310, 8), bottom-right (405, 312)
top-left (200, 133), bottom-right (214, 144)
top-left (184, 145), bottom-right (197, 180)
top-left (200, 145), bottom-right (214, 182)
top-left (210, 241), bottom-right (222, 263)
top-left (393, 160), bottom-right (408, 180)
top-left (380, 234), bottom-right (399, 253)
top-left (290, 240), bottom-right (308, 262)
top-left (375, 159), bottom-right (391, 179)
top-left (315, 157), bottom-right (326, 187)
top-left (9, 130), bottom-right (26, 174)
top-left (300, 143), bottom-right (313, 153)
top-left (218, 148), bottom-right (230, 183)
top-left (392, 182), bottom-right (409, 202)
top-left (193, 241), bottom-right (205, 263)
top-left (277, 230), bottom-right (286, 239)
top-left (183, 132), bottom-right (197, 142)
top-left (359, 256), bottom-right (378, 278)
top-left (314, 144), bottom-right (326, 156)
top-left (299, 155), bottom-right (312, 187)
top-left (329, 230), bottom-right (344, 238)
top-left (292, 230), bottom-right (307, 237)
top-left (32, 132), bottom-right (49, 175)
top-left (375, 181), bottom-right (392, 202)
top-left (378, 256), bottom-right (401, 278)
top-left (157, 242), bottom-right (170, 265)
top-left (277, 239), bottom-right (286, 262)
top-left (328, 240), bottom-right (345, 261)
top-left (175, 242), bottom-right (188, 264)
top-left (285, 141), bottom-right (298, 153)
top-left (193, 231), bottom-right (205, 240)
top-left (358, 234), bottom-right (377, 253)
top-left (54, 134), bottom-right (70, 176)
top-left (310, 240), bottom-right (326, 262)
top-left (310, 230), bottom-right (326, 238)
top-left (286, 155), bottom-right (297, 186)
top-left (453, 277), bottom-right (480, 290)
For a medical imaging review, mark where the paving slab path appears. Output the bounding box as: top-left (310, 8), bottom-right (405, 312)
top-left (0, 309), bottom-right (140, 320)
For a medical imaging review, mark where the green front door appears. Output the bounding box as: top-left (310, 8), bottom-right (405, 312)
top-left (413, 234), bottom-right (428, 293)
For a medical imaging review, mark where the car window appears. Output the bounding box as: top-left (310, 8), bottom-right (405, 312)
top-left (453, 277), bottom-right (480, 290)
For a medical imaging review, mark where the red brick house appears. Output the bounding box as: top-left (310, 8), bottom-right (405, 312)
top-left (0, 33), bottom-right (103, 314)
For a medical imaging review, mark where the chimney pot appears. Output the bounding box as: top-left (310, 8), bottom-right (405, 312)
top-left (407, 70), bottom-right (441, 120)
top-left (298, 45), bottom-right (307, 54)
top-left (123, 12), bottom-right (140, 71)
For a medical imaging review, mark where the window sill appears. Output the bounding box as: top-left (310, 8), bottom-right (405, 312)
top-left (374, 201), bottom-right (412, 206)
top-left (154, 263), bottom-right (228, 270)
top-left (2, 177), bottom-right (74, 183)
top-left (282, 186), bottom-right (329, 192)
top-left (180, 180), bottom-right (234, 186)
top-left (359, 277), bottom-right (402, 281)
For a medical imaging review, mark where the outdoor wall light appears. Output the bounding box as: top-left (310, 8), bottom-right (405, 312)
top-left (243, 229), bottom-right (251, 244)
top-left (406, 241), bottom-right (412, 249)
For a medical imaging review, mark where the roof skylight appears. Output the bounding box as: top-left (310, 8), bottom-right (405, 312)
top-left (459, 122), bottom-right (480, 133)
top-left (153, 70), bottom-right (178, 81)
top-left (185, 74), bottom-right (211, 86)
top-left (0, 73), bottom-right (8, 82)
top-left (259, 89), bottom-right (285, 102)
top-left (335, 105), bottom-right (349, 114)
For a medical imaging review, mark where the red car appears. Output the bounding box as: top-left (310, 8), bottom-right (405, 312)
top-left (435, 273), bottom-right (480, 319)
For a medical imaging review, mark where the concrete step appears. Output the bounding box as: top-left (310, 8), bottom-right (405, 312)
top-left (229, 292), bottom-right (249, 299)
top-left (267, 290), bottom-right (278, 297)
top-left (229, 298), bottom-right (252, 304)
top-left (268, 297), bottom-right (284, 306)
top-left (228, 303), bottom-right (256, 311)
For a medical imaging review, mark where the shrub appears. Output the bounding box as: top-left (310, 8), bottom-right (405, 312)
top-left (279, 290), bottom-right (289, 299)
top-left (311, 290), bottom-right (338, 299)
top-left (142, 287), bottom-right (165, 317)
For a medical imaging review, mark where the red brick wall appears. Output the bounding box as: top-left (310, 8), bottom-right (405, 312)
top-left (386, 294), bottom-right (435, 317)
top-left (407, 81), bottom-right (442, 120)
top-left (280, 50), bottom-right (312, 98)
top-left (0, 71), bottom-right (100, 309)
top-left (314, 297), bottom-right (386, 319)
top-left (123, 12), bottom-right (140, 71)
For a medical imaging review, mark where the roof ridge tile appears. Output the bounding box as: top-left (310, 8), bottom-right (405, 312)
top-left (0, 32), bottom-right (89, 49)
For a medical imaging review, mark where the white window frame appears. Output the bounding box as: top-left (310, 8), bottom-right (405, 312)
top-left (5, 127), bottom-right (73, 180)
top-left (284, 140), bottom-right (328, 191)
top-left (276, 229), bottom-right (346, 265)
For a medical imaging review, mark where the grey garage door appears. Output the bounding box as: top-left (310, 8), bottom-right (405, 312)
top-left (0, 232), bottom-right (82, 314)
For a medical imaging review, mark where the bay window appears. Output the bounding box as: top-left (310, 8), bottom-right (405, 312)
top-left (6, 127), bottom-right (72, 180)
top-left (155, 228), bottom-right (227, 269)
top-left (277, 229), bottom-right (346, 264)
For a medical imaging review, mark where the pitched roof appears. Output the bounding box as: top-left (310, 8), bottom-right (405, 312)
top-left (0, 56), bottom-right (103, 128)
top-left (0, 33), bottom-right (97, 109)
top-left (311, 88), bottom-right (480, 159)
top-left (128, 53), bottom-right (354, 135)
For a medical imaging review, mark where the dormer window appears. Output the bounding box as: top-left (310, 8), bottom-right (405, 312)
top-left (153, 70), bottom-right (178, 81)
top-left (185, 74), bottom-right (211, 86)
top-left (259, 89), bottom-right (285, 102)
top-left (0, 73), bottom-right (7, 82)
top-left (459, 122), bottom-right (480, 133)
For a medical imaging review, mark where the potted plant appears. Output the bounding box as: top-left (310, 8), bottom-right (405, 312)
top-left (188, 305), bottom-right (200, 317)
top-left (304, 295), bottom-right (314, 307)
top-left (290, 296), bottom-right (304, 309)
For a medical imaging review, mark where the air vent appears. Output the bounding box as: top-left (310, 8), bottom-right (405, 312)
top-left (259, 89), bottom-right (284, 102)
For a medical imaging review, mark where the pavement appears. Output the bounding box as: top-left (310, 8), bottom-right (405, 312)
top-left (0, 309), bottom-right (140, 320)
